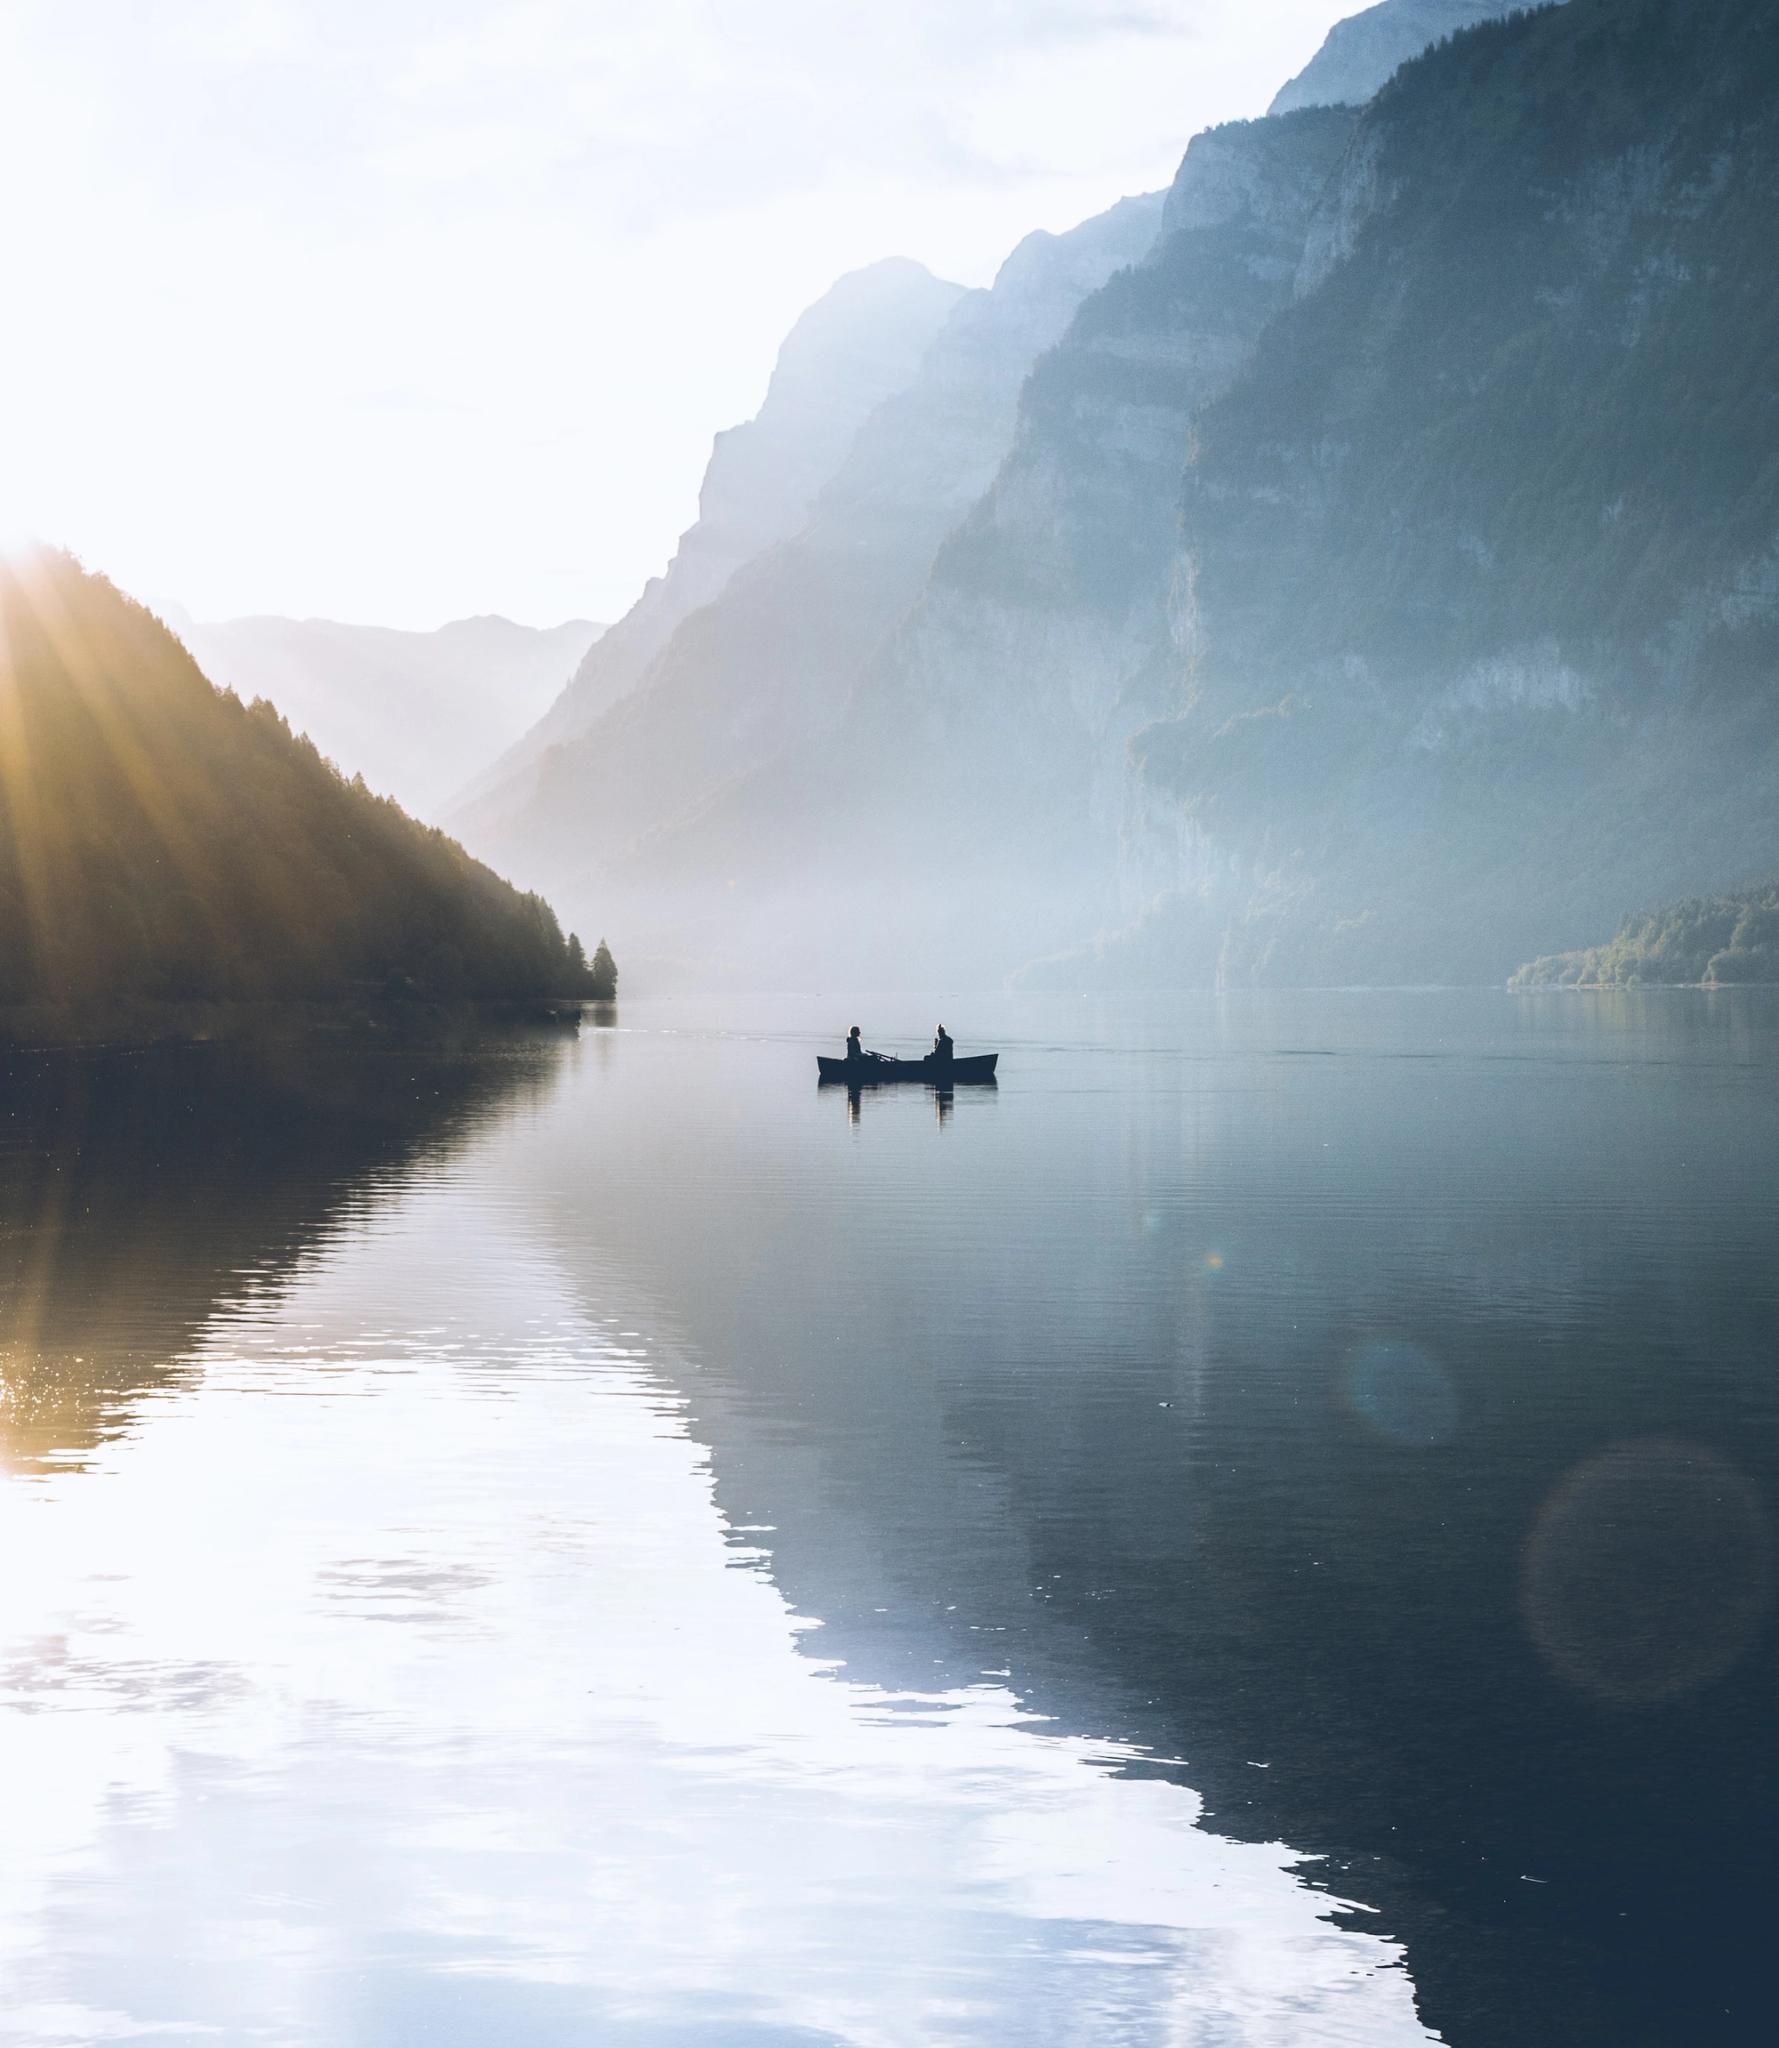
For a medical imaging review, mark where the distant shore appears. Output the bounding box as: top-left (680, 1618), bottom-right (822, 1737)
top-left (0, 995), bottom-right (602, 1052)
top-left (1508, 978), bottom-right (1779, 992)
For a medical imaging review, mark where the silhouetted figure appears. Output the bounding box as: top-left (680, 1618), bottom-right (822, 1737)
top-left (932, 1024), bottom-right (954, 1065)
top-left (846, 1025), bottom-right (866, 1064)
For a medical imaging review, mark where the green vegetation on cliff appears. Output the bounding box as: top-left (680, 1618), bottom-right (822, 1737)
top-left (1512, 883), bottom-right (1779, 987)
top-left (0, 550), bottom-right (605, 1007)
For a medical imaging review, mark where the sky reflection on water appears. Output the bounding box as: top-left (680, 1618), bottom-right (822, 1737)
top-left (6, 990), bottom-right (1777, 2046)
top-left (0, 1068), bottom-right (1431, 2047)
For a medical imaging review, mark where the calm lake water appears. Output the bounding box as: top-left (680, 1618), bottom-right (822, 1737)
top-left (1, 992), bottom-right (1775, 2047)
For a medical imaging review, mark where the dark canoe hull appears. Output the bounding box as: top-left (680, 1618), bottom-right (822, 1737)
top-left (818, 1053), bottom-right (998, 1086)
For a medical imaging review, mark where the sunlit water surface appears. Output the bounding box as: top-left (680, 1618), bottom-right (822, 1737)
top-left (1, 993), bottom-right (1775, 2047)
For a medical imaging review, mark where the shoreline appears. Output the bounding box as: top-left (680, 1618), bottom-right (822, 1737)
top-left (0, 995), bottom-right (600, 1052)
top-left (1507, 979), bottom-right (1779, 993)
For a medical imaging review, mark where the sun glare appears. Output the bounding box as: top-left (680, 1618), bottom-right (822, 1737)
top-left (0, 513), bottom-right (45, 565)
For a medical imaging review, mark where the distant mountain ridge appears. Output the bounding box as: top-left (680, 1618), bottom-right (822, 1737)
top-left (1269, 0), bottom-right (1535, 115)
top-left (454, 0), bottom-right (1774, 993)
top-left (457, 0), bottom-right (1535, 984)
top-left (451, 258), bottom-right (965, 832)
top-left (598, 106), bottom-right (1357, 983)
top-left (0, 550), bottom-right (601, 1012)
top-left (458, 193), bottom-right (1165, 914)
top-left (181, 610), bottom-right (602, 820)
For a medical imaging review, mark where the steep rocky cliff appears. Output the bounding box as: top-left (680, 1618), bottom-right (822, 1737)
top-left (451, 257), bottom-right (963, 830)
top-left (466, 194), bottom-right (1165, 927)
top-left (468, 0), bottom-right (1775, 992)
top-left (848, 107), bottom-right (1360, 950)
top-left (562, 0), bottom-right (1600, 986)
top-left (1096, 0), bottom-right (1779, 986)
top-left (654, 0), bottom-right (1777, 991)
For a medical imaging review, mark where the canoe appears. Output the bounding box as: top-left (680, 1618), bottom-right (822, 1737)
top-left (817, 1052), bottom-right (998, 1085)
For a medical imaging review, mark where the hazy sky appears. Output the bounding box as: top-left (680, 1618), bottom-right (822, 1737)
top-left (0, 1), bottom-right (1355, 629)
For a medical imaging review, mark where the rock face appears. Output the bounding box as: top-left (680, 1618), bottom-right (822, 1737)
top-left (462, 194), bottom-right (1165, 937)
top-left (463, 0), bottom-right (1775, 992)
top-left (1097, 0), bottom-right (1779, 987)
top-left (1268, 0), bottom-right (1532, 115)
top-left (451, 258), bottom-right (965, 831)
top-left (511, 0), bottom-right (1564, 987)
top-left (858, 108), bottom-right (1359, 953)
top-left (645, 107), bottom-right (1358, 986)
top-left (181, 612), bottom-right (602, 820)
top-left (646, 0), bottom-right (1779, 992)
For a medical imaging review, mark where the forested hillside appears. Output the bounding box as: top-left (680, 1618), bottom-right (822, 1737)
top-left (0, 550), bottom-right (600, 1007)
top-left (1513, 883), bottom-right (1779, 987)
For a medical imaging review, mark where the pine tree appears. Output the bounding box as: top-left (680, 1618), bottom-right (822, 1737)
top-left (589, 939), bottom-right (618, 1000)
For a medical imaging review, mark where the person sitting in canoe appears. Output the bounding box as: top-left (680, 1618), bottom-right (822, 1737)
top-left (845, 1025), bottom-right (875, 1064)
top-left (931, 1024), bottom-right (954, 1065)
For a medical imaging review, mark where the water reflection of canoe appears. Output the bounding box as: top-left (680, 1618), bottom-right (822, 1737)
top-left (817, 1053), bottom-right (999, 1085)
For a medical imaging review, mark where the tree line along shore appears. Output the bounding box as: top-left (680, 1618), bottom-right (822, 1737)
top-left (0, 550), bottom-right (614, 1044)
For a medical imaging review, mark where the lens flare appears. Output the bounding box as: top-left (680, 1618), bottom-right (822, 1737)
top-left (1342, 1340), bottom-right (1457, 1447)
top-left (1522, 1438), bottom-right (1774, 1705)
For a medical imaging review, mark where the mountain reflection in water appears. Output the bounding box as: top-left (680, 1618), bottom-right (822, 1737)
top-left (0, 1021), bottom-right (1426, 2046)
top-left (2, 992), bottom-right (1776, 2046)
top-left (0, 1036), bottom-right (561, 1474)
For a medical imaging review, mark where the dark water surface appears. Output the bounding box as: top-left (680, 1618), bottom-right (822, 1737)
top-left (1, 993), bottom-right (1774, 2046)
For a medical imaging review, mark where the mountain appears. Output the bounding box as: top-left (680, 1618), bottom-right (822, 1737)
top-left (457, 197), bottom-right (1164, 931)
top-left (0, 549), bottom-right (600, 1011)
top-left (581, 0), bottom-right (1778, 993)
top-left (1092, 0), bottom-right (1779, 987)
top-left (506, 0), bottom-right (1502, 985)
top-left (451, 257), bottom-right (966, 831)
top-left (1269, 0), bottom-right (1534, 116)
top-left (601, 108), bottom-right (1352, 983)
top-left (1513, 881), bottom-right (1779, 987)
top-left (450, 0), bottom-right (1775, 994)
top-left (179, 612), bottom-right (602, 820)
top-left (817, 107), bottom-right (1360, 977)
